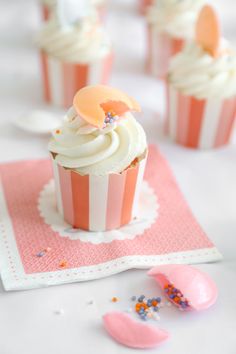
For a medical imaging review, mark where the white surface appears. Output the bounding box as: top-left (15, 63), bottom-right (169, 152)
top-left (0, 0), bottom-right (236, 353)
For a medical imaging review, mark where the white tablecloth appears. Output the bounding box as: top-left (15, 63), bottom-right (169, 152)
top-left (0, 1), bottom-right (236, 353)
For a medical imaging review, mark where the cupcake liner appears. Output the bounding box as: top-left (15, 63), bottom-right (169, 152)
top-left (41, 4), bottom-right (50, 21)
top-left (147, 26), bottom-right (184, 78)
top-left (51, 152), bottom-right (147, 231)
top-left (166, 85), bottom-right (236, 149)
top-left (40, 51), bottom-right (113, 108)
top-left (139, 0), bottom-right (153, 15)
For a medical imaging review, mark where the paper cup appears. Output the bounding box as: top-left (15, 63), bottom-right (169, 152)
top-left (139, 0), bottom-right (153, 15)
top-left (146, 26), bottom-right (184, 78)
top-left (40, 51), bottom-right (113, 108)
top-left (51, 152), bottom-right (147, 231)
top-left (166, 85), bottom-right (236, 149)
top-left (41, 4), bottom-right (50, 21)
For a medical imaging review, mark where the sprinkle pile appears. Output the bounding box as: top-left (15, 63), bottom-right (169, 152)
top-left (164, 283), bottom-right (190, 310)
top-left (104, 111), bottom-right (118, 127)
top-left (133, 295), bottom-right (162, 321)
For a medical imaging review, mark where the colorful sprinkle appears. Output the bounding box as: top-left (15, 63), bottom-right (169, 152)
top-left (164, 283), bottom-right (190, 309)
top-left (131, 296), bottom-right (136, 302)
top-left (133, 295), bottom-right (162, 321)
top-left (103, 111), bottom-right (119, 127)
top-left (59, 260), bottom-right (68, 268)
top-left (55, 129), bottom-right (61, 134)
top-left (111, 297), bottom-right (118, 303)
top-left (54, 309), bottom-right (64, 315)
top-left (36, 251), bottom-right (45, 257)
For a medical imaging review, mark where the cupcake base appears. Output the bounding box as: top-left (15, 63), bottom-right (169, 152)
top-left (166, 85), bottom-right (236, 149)
top-left (40, 51), bottom-right (113, 108)
top-left (51, 151), bottom-right (147, 231)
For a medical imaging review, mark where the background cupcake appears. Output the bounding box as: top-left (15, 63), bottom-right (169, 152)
top-left (49, 85), bottom-right (147, 231)
top-left (38, 0), bottom-right (113, 108)
top-left (146, 0), bottom-right (205, 78)
top-left (166, 5), bottom-right (236, 149)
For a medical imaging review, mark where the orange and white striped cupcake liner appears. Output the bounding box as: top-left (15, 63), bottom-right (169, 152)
top-left (51, 152), bottom-right (147, 231)
top-left (40, 51), bottom-right (113, 108)
top-left (166, 86), bottom-right (236, 149)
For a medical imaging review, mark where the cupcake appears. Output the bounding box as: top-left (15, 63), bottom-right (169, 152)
top-left (166, 5), bottom-right (236, 149)
top-left (49, 85), bottom-right (148, 231)
top-left (38, 2), bottom-right (113, 108)
top-left (146, 0), bottom-right (205, 78)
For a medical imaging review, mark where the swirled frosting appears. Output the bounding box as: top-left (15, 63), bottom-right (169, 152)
top-left (38, 13), bottom-right (111, 63)
top-left (48, 107), bottom-right (147, 175)
top-left (147, 0), bottom-right (205, 39)
top-left (168, 41), bottom-right (236, 99)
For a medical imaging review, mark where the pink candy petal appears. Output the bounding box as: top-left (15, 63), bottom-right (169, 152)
top-left (103, 311), bottom-right (169, 349)
top-left (148, 264), bottom-right (218, 311)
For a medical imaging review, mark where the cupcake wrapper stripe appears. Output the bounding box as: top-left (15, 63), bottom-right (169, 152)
top-left (41, 4), bottom-right (50, 21)
top-left (147, 26), bottom-right (184, 78)
top-left (139, 0), bottom-right (153, 15)
top-left (166, 86), bottom-right (236, 149)
top-left (51, 156), bottom-right (147, 231)
top-left (41, 51), bottom-right (113, 108)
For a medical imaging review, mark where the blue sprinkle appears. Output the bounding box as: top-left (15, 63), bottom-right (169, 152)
top-left (156, 297), bottom-right (162, 302)
top-left (164, 288), bottom-right (169, 293)
top-left (138, 295), bottom-right (145, 303)
top-left (153, 306), bottom-right (159, 312)
top-left (147, 299), bottom-right (152, 307)
top-left (169, 294), bottom-right (175, 299)
top-left (37, 251), bottom-right (45, 257)
top-left (131, 296), bottom-right (136, 301)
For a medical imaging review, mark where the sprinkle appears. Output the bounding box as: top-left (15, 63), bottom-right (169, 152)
top-left (54, 309), bottom-right (64, 315)
top-left (138, 295), bottom-right (145, 303)
top-left (111, 297), bottom-right (118, 303)
top-left (131, 296), bottom-right (136, 301)
top-left (36, 251), bottom-right (45, 257)
top-left (59, 260), bottom-right (67, 268)
top-left (87, 299), bottom-right (94, 305)
top-left (55, 129), bottom-right (61, 134)
top-left (164, 283), bottom-right (190, 310)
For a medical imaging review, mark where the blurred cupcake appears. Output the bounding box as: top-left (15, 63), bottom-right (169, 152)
top-left (146, 0), bottom-right (205, 78)
top-left (49, 85), bottom-right (148, 231)
top-left (166, 5), bottom-right (236, 149)
top-left (38, 0), bottom-right (113, 108)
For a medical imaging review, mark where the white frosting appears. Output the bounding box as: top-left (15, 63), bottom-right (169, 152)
top-left (38, 12), bottom-right (111, 63)
top-left (168, 42), bottom-right (236, 99)
top-left (147, 0), bottom-right (205, 39)
top-left (48, 107), bottom-right (147, 176)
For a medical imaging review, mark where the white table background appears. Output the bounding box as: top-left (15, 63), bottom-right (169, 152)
top-left (0, 1), bottom-right (236, 353)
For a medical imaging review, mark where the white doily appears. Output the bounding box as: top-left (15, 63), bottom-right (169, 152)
top-left (38, 179), bottom-right (159, 244)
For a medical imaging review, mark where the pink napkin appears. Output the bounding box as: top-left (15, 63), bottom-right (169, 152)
top-left (0, 145), bottom-right (221, 290)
